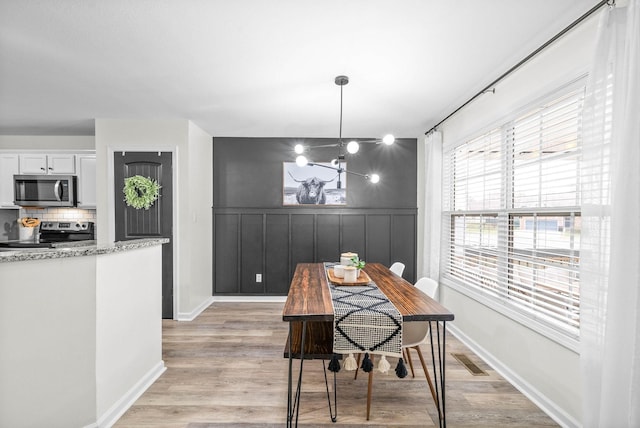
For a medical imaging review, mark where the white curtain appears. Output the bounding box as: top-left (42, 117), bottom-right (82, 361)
top-left (580, 1), bottom-right (640, 426)
top-left (422, 131), bottom-right (442, 281)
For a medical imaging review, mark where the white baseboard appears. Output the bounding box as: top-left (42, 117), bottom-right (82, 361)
top-left (176, 296), bottom-right (215, 321)
top-left (447, 324), bottom-right (580, 428)
top-left (94, 360), bottom-right (166, 428)
top-left (213, 295), bottom-right (287, 303)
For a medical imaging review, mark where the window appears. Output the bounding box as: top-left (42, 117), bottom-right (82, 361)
top-left (442, 83), bottom-right (585, 339)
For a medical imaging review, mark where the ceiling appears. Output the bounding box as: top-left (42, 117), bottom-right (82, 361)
top-left (0, 0), bottom-right (598, 138)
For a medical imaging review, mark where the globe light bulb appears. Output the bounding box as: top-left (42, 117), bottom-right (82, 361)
top-left (330, 158), bottom-right (339, 167)
top-left (382, 134), bottom-right (395, 145)
top-left (370, 174), bottom-right (380, 184)
top-left (346, 140), bottom-right (360, 154)
top-left (296, 155), bottom-right (308, 167)
top-left (294, 144), bottom-right (305, 154)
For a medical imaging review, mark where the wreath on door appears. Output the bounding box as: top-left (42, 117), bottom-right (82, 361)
top-left (123, 175), bottom-right (161, 210)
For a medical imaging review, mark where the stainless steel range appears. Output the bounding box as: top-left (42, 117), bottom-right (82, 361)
top-left (0, 221), bottom-right (95, 249)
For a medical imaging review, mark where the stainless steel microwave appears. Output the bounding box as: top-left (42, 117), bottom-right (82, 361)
top-left (14, 175), bottom-right (77, 207)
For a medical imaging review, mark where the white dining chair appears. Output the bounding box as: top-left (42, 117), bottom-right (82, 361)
top-left (389, 262), bottom-right (405, 277)
top-left (413, 276), bottom-right (438, 300)
top-left (356, 277), bottom-right (440, 421)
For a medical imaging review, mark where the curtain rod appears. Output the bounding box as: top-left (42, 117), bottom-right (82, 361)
top-left (424, 0), bottom-right (612, 135)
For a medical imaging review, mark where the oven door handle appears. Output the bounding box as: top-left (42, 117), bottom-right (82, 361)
top-left (54, 180), bottom-right (63, 202)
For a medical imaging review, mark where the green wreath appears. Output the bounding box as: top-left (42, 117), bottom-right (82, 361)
top-left (123, 175), bottom-right (161, 210)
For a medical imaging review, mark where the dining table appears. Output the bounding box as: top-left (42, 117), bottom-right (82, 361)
top-left (282, 262), bottom-right (455, 428)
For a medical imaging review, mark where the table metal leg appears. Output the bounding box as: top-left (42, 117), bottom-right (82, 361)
top-left (287, 321), bottom-right (338, 426)
top-left (287, 323), bottom-right (292, 427)
top-left (321, 360), bottom-right (338, 422)
top-left (441, 322), bottom-right (447, 428)
top-left (287, 320), bottom-right (307, 427)
top-left (429, 321), bottom-right (447, 428)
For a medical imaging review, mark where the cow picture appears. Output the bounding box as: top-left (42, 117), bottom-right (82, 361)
top-left (290, 175), bottom-right (329, 204)
top-left (283, 162), bottom-right (347, 205)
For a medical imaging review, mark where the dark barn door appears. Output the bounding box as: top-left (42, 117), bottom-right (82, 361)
top-left (114, 151), bottom-right (173, 319)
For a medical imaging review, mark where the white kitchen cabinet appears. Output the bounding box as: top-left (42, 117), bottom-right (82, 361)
top-left (20, 153), bottom-right (76, 174)
top-left (18, 153), bottom-right (46, 173)
top-left (0, 154), bottom-right (20, 208)
top-left (77, 155), bottom-right (96, 208)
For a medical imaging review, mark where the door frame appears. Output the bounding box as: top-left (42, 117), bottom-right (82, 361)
top-left (107, 146), bottom-right (179, 320)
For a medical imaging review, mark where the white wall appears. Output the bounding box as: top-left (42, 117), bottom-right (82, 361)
top-left (95, 118), bottom-right (213, 319)
top-left (96, 245), bottom-right (164, 423)
top-left (0, 246), bottom-right (165, 428)
top-left (0, 256), bottom-right (97, 428)
top-left (182, 122), bottom-right (213, 316)
top-left (417, 12), bottom-right (600, 428)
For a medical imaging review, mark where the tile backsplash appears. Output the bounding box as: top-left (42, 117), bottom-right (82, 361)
top-left (1, 208), bottom-right (96, 242)
top-left (20, 207), bottom-right (96, 222)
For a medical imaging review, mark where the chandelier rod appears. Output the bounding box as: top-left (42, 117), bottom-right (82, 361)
top-left (293, 75), bottom-right (381, 184)
top-left (308, 162), bottom-right (369, 179)
top-left (339, 80), bottom-right (343, 143)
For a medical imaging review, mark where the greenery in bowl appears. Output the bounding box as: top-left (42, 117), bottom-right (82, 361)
top-left (350, 256), bottom-right (366, 270)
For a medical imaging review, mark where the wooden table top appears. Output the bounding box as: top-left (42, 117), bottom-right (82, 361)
top-left (282, 262), bottom-right (454, 322)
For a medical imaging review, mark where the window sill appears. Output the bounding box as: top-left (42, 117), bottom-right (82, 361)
top-left (441, 276), bottom-right (580, 354)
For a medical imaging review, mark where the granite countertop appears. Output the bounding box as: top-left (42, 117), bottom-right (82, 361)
top-left (0, 238), bottom-right (170, 263)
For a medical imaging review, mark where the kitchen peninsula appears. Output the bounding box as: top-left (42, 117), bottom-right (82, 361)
top-left (0, 238), bottom-right (168, 428)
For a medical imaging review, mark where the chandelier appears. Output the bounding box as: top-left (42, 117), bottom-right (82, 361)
top-left (293, 75), bottom-right (394, 186)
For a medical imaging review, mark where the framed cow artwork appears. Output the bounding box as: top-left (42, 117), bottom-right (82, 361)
top-left (283, 162), bottom-right (347, 205)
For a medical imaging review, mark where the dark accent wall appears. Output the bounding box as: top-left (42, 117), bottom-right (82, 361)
top-left (213, 137), bottom-right (418, 295)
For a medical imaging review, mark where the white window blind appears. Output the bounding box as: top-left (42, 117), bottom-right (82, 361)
top-left (442, 85), bottom-right (585, 338)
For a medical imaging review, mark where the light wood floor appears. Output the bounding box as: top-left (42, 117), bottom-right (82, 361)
top-left (114, 302), bottom-right (558, 427)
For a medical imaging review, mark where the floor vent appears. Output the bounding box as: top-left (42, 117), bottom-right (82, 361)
top-left (451, 353), bottom-right (488, 376)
